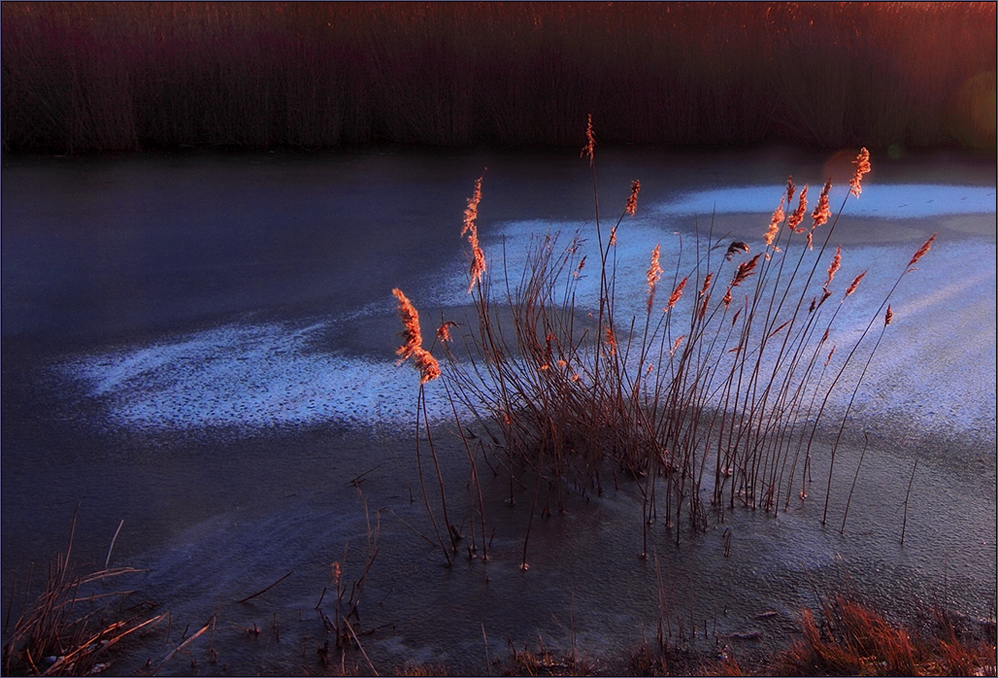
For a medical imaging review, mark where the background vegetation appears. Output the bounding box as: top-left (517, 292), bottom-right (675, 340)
top-left (2, 2), bottom-right (995, 154)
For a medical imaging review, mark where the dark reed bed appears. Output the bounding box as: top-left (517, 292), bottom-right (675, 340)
top-left (2, 2), bottom-right (995, 153)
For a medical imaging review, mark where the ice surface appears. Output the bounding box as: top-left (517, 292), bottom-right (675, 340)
top-left (657, 183), bottom-right (996, 218)
top-left (61, 219), bottom-right (996, 445)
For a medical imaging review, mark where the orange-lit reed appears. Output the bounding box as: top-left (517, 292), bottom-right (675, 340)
top-left (850, 147), bottom-right (872, 198)
top-left (462, 176), bottom-right (487, 293)
top-left (392, 288), bottom-right (440, 384)
top-left (646, 244), bottom-right (663, 312)
top-left (812, 179), bottom-right (832, 230)
top-left (789, 184), bottom-right (809, 232)
top-left (625, 180), bottom-right (640, 216)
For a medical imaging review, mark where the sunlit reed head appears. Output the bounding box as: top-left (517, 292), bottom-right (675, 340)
top-left (725, 240), bottom-right (750, 261)
top-left (582, 113), bottom-right (595, 166)
top-left (812, 179), bottom-right (832, 230)
top-left (731, 253), bottom-right (761, 288)
top-left (667, 277), bottom-right (687, 310)
top-left (789, 184), bottom-right (808, 232)
top-left (765, 197), bottom-right (785, 249)
top-left (625, 179), bottom-right (640, 216)
top-left (823, 245), bottom-right (841, 292)
top-left (392, 288), bottom-right (441, 384)
top-left (436, 321), bottom-right (456, 343)
top-left (646, 244), bottom-right (663, 312)
top-left (462, 176), bottom-right (487, 293)
top-left (907, 232), bottom-right (937, 269)
top-left (850, 147), bottom-right (871, 198)
top-left (392, 288), bottom-right (422, 360)
top-left (844, 271), bottom-right (866, 297)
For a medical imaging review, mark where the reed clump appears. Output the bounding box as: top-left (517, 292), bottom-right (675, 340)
top-left (393, 122), bottom-right (937, 567)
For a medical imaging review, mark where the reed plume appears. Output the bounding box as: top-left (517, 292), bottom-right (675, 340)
top-left (392, 288), bottom-right (441, 384)
top-left (582, 113), bottom-right (595, 165)
top-left (812, 179), bottom-right (832, 230)
top-left (789, 185), bottom-right (809, 232)
top-left (823, 245), bottom-right (842, 292)
top-left (699, 273), bottom-right (713, 296)
top-left (667, 277), bottom-right (687, 310)
top-left (670, 335), bottom-right (685, 357)
top-left (605, 326), bottom-right (618, 356)
top-left (884, 305), bottom-right (893, 326)
top-left (765, 198), bottom-right (785, 249)
top-left (393, 288), bottom-right (423, 361)
top-left (731, 253), bottom-right (762, 288)
top-left (907, 233), bottom-right (937, 270)
top-left (436, 321), bottom-right (456, 343)
top-left (646, 244), bottom-right (663, 312)
top-left (625, 180), bottom-right (641, 216)
top-left (462, 176), bottom-right (487, 293)
top-left (844, 271), bottom-right (866, 297)
top-left (850, 147), bottom-right (872, 198)
top-left (725, 241), bottom-right (750, 261)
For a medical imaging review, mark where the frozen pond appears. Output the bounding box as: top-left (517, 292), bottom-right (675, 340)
top-left (2, 147), bottom-right (995, 674)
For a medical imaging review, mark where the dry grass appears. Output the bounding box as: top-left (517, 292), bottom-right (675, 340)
top-left (1, 512), bottom-right (165, 676)
top-left (504, 640), bottom-right (591, 677)
top-left (771, 597), bottom-right (997, 677)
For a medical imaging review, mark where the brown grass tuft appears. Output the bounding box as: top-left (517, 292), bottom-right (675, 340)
top-left (394, 130), bottom-right (935, 565)
top-left (2, 513), bottom-right (164, 677)
top-left (773, 596), bottom-right (997, 677)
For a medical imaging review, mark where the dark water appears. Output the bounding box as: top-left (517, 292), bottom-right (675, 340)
top-left (2, 147), bottom-right (995, 675)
